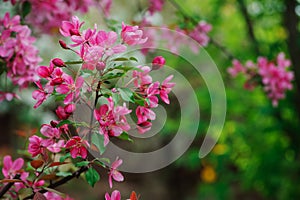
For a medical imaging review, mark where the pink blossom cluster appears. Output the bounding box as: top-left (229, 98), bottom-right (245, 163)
top-left (132, 65), bottom-right (175, 133)
top-left (27, 16), bottom-right (174, 196)
top-left (0, 13), bottom-right (41, 101)
top-left (0, 155), bottom-right (72, 199)
top-left (188, 21), bottom-right (212, 47)
top-left (4, 0), bottom-right (112, 34)
top-left (227, 52), bottom-right (294, 106)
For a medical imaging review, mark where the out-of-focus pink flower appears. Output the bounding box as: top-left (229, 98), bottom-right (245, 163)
top-left (189, 21), bottom-right (212, 47)
top-left (152, 56), bottom-right (165, 70)
top-left (105, 190), bottom-right (121, 200)
top-left (2, 155), bottom-right (24, 178)
top-left (0, 92), bottom-right (20, 102)
top-left (40, 124), bottom-right (61, 139)
top-left (132, 66), bottom-right (152, 88)
top-left (257, 53), bottom-right (294, 106)
top-left (159, 75), bottom-right (175, 104)
top-left (227, 59), bottom-right (246, 77)
top-left (108, 158), bottom-right (124, 188)
top-left (65, 136), bottom-right (89, 159)
top-left (0, 12), bottom-right (41, 92)
top-left (99, 0), bottom-right (112, 17)
top-left (121, 22), bottom-right (148, 46)
top-left (148, 0), bottom-right (165, 15)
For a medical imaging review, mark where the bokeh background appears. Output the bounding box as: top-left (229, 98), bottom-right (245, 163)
top-left (1, 0), bottom-right (300, 199)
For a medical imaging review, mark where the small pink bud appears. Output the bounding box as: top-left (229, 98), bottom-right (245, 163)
top-left (152, 56), bottom-right (166, 70)
top-left (52, 58), bottom-right (65, 67)
top-left (96, 61), bottom-right (106, 71)
top-left (111, 88), bottom-right (117, 93)
top-left (50, 120), bottom-right (58, 127)
top-left (59, 40), bottom-right (69, 49)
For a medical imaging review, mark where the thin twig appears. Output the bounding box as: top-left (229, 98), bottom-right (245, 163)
top-left (0, 174), bottom-right (21, 198)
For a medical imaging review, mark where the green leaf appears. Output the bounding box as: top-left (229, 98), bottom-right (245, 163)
top-left (85, 167), bottom-right (100, 187)
top-left (59, 153), bottom-right (71, 163)
top-left (102, 72), bottom-right (125, 80)
top-left (119, 88), bottom-right (134, 103)
top-left (75, 161), bottom-right (90, 167)
top-left (57, 120), bottom-right (72, 127)
top-left (118, 132), bottom-right (133, 142)
top-left (21, 1), bottom-right (31, 18)
top-left (112, 92), bottom-right (120, 105)
top-left (56, 171), bottom-right (72, 177)
top-left (91, 133), bottom-right (106, 154)
top-left (112, 57), bottom-right (129, 62)
top-left (129, 57), bottom-right (138, 62)
top-left (18, 188), bottom-right (33, 200)
top-left (55, 94), bottom-right (66, 102)
top-left (134, 98), bottom-right (145, 106)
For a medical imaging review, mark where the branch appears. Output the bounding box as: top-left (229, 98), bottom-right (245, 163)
top-left (237, 0), bottom-right (260, 55)
top-left (283, 0), bottom-right (300, 118)
top-left (0, 174), bottom-right (21, 198)
top-left (23, 166), bottom-right (89, 200)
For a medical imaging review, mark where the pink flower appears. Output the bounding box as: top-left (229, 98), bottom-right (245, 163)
top-left (136, 121), bottom-right (152, 134)
top-left (56, 75), bottom-right (84, 104)
top-left (148, 0), bottom-right (165, 15)
top-left (56, 104), bottom-right (76, 120)
top-left (108, 158), bottom-right (124, 188)
top-left (99, 0), bottom-right (112, 17)
top-left (65, 136), bottom-right (89, 159)
top-left (95, 30), bottom-right (127, 56)
top-left (47, 140), bottom-right (65, 153)
top-left (257, 53), bottom-right (294, 106)
top-left (94, 98), bottom-right (131, 146)
top-left (40, 124), bottom-right (61, 139)
top-left (2, 155), bottom-right (24, 178)
top-left (0, 92), bottom-right (20, 102)
top-left (152, 56), bottom-right (165, 70)
top-left (60, 16), bottom-right (83, 37)
top-left (159, 75), bottom-right (175, 104)
top-left (132, 66), bottom-right (152, 88)
top-left (32, 81), bottom-right (53, 108)
top-left (28, 135), bottom-right (45, 157)
top-left (189, 21), bottom-right (212, 47)
top-left (227, 59), bottom-right (246, 77)
top-left (136, 106), bottom-right (156, 124)
top-left (121, 22), bottom-right (148, 46)
top-left (105, 190), bottom-right (121, 200)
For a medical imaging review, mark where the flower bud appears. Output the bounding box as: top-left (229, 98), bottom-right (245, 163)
top-left (152, 56), bottom-right (165, 70)
top-left (96, 61), bottom-right (106, 71)
top-left (59, 40), bottom-right (69, 49)
top-left (52, 58), bottom-right (65, 67)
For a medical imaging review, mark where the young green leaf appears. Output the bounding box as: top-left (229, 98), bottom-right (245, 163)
top-left (85, 167), bottom-right (100, 187)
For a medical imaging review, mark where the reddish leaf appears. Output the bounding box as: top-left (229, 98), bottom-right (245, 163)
top-left (130, 191), bottom-right (140, 200)
top-left (31, 160), bottom-right (44, 169)
top-left (49, 162), bottom-right (69, 167)
top-left (39, 174), bottom-right (58, 180)
top-left (33, 192), bottom-right (47, 200)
